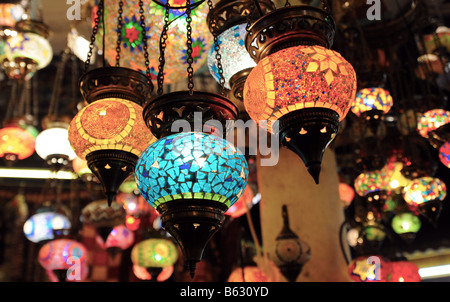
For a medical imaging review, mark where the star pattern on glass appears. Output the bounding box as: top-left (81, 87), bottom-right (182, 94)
top-left (303, 46), bottom-right (349, 85)
top-left (352, 259), bottom-right (378, 281)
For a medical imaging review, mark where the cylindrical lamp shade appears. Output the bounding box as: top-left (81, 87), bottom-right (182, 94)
top-left (439, 141), bottom-right (450, 168)
top-left (131, 238), bottom-right (178, 268)
top-left (391, 212), bottom-right (422, 235)
top-left (351, 87), bottom-right (393, 117)
top-left (227, 266), bottom-right (269, 282)
top-left (207, 23), bottom-right (256, 89)
top-left (38, 239), bottom-right (88, 271)
top-left (135, 132), bottom-right (249, 209)
top-left (35, 127), bottom-right (77, 161)
top-left (23, 212), bottom-right (71, 243)
top-left (68, 98), bottom-right (155, 159)
top-left (100, 0), bottom-right (212, 84)
top-left (2, 31), bottom-right (52, 69)
top-left (243, 44), bottom-right (357, 131)
top-left (417, 109), bottom-right (450, 138)
top-left (0, 126), bottom-right (35, 160)
top-left (403, 176), bottom-right (447, 206)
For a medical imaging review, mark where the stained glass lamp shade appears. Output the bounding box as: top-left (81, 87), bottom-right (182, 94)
top-left (1, 30), bottom-right (52, 80)
top-left (23, 212), bottom-right (71, 243)
top-left (38, 239), bottom-right (88, 282)
top-left (35, 127), bottom-right (77, 168)
top-left (389, 261), bottom-right (421, 282)
top-left (439, 141), bottom-right (450, 168)
top-left (423, 26), bottom-right (450, 54)
top-left (135, 132), bottom-right (248, 275)
top-left (391, 212), bottom-right (421, 237)
top-left (225, 184), bottom-right (254, 218)
top-left (131, 238), bottom-right (178, 268)
top-left (99, 0), bottom-right (212, 84)
top-left (207, 23), bottom-right (256, 90)
top-left (339, 182), bottom-right (355, 206)
top-left (403, 176), bottom-right (447, 206)
top-left (101, 224), bottom-right (135, 250)
top-left (68, 97), bottom-right (155, 206)
top-left (351, 87), bottom-right (393, 117)
top-left (0, 3), bottom-right (24, 29)
top-left (354, 169), bottom-right (390, 197)
top-left (0, 125), bottom-right (35, 161)
top-left (349, 255), bottom-right (392, 282)
top-left (417, 109), bottom-right (450, 138)
top-left (243, 45), bottom-right (357, 183)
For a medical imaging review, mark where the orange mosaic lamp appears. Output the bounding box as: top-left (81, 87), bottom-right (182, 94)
top-left (0, 123), bottom-right (35, 162)
top-left (68, 67), bottom-right (155, 207)
top-left (243, 5), bottom-right (357, 183)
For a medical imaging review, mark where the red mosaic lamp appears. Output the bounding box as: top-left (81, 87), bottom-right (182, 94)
top-left (0, 120), bottom-right (35, 163)
top-left (243, 1), bottom-right (357, 183)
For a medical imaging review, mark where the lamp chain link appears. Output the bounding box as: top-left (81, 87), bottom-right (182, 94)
top-left (139, 0), bottom-right (154, 91)
top-left (115, 0), bottom-right (124, 67)
top-left (84, 0), bottom-right (103, 73)
top-left (157, 6), bottom-right (170, 96)
top-left (185, 0), bottom-right (194, 95)
top-left (207, 0), bottom-right (225, 95)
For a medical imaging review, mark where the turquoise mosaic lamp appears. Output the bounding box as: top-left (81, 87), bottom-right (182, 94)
top-left (135, 132), bottom-right (248, 277)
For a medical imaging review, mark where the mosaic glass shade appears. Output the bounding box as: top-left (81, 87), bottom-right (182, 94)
top-left (403, 176), bottom-right (447, 206)
top-left (23, 212), bottom-right (71, 243)
top-left (243, 44), bottom-right (357, 131)
top-left (133, 264), bottom-right (174, 281)
top-left (80, 199), bottom-right (126, 228)
top-left (38, 239), bottom-right (87, 271)
top-left (1, 31), bottom-right (52, 70)
top-left (391, 212), bottom-right (422, 235)
top-left (135, 132), bottom-right (248, 209)
top-left (383, 161), bottom-right (411, 190)
top-left (423, 26), bottom-right (450, 54)
top-left (102, 224), bottom-right (135, 250)
top-left (99, 0), bottom-right (212, 84)
top-left (225, 185), bottom-right (254, 218)
top-left (417, 109), bottom-right (450, 138)
top-left (351, 87), bottom-right (394, 117)
top-left (389, 261), bottom-right (421, 282)
top-left (354, 169), bottom-right (390, 197)
top-left (0, 3), bottom-right (25, 28)
top-left (68, 98), bottom-right (155, 160)
top-left (131, 238), bottom-right (178, 268)
top-left (0, 125), bottom-right (35, 160)
top-left (227, 266), bottom-right (269, 282)
top-left (125, 214), bottom-right (140, 231)
top-left (439, 141), bottom-right (450, 168)
top-left (207, 23), bottom-right (256, 89)
top-left (36, 127), bottom-right (77, 161)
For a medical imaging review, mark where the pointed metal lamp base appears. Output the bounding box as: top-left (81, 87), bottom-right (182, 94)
top-left (157, 200), bottom-right (228, 278)
top-left (86, 149), bottom-right (138, 206)
top-left (278, 108), bottom-right (340, 184)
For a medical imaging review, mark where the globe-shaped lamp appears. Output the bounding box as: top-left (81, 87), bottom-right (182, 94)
top-left (0, 124), bottom-right (35, 162)
top-left (23, 211), bottom-right (71, 243)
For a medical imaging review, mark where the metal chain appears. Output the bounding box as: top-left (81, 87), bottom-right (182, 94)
top-left (207, 0), bottom-right (225, 95)
top-left (115, 0), bottom-right (124, 67)
top-left (185, 0), bottom-right (194, 95)
top-left (139, 0), bottom-right (154, 91)
top-left (84, 0), bottom-right (103, 74)
top-left (284, 0), bottom-right (291, 7)
top-left (157, 6), bottom-right (170, 95)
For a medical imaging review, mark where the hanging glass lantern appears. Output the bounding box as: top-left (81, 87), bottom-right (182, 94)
top-left (131, 237), bottom-right (178, 281)
top-left (402, 176), bottom-right (446, 226)
top-left (80, 199), bottom-right (126, 242)
top-left (1, 19), bottom-right (52, 80)
top-left (416, 109), bottom-right (450, 145)
top-left (423, 26), bottom-right (450, 55)
top-left (243, 4), bottom-right (357, 183)
top-left (206, 0), bottom-right (275, 100)
top-left (0, 122), bottom-right (35, 162)
top-left (36, 117), bottom-right (77, 170)
top-left (391, 212), bottom-right (421, 243)
top-left (38, 239), bottom-right (88, 282)
top-left (135, 132), bottom-right (248, 276)
top-left (351, 87), bottom-right (393, 117)
top-left (0, 2), bottom-right (25, 30)
top-left (101, 224), bottom-right (135, 250)
top-left (339, 182), bottom-right (355, 207)
top-left (23, 211), bottom-right (71, 243)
